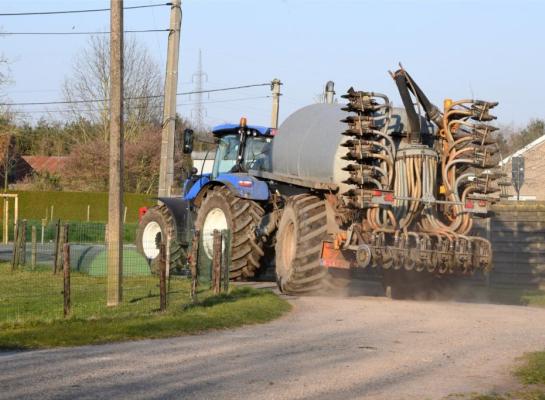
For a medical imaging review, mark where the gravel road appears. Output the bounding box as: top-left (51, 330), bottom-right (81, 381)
top-left (1, 295), bottom-right (545, 400)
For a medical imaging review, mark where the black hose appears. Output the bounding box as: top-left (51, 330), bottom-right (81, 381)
top-left (404, 71), bottom-right (444, 129)
top-left (394, 71), bottom-right (421, 143)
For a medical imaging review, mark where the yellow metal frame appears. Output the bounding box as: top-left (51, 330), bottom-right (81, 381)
top-left (1, 194), bottom-right (18, 244)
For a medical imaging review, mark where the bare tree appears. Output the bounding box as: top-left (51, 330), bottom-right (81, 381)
top-left (62, 35), bottom-right (163, 142)
top-left (0, 114), bottom-right (22, 192)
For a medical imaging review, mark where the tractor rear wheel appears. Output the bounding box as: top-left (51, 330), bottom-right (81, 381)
top-left (195, 186), bottom-right (265, 279)
top-left (275, 194), bottom-right (328, 294)
top-left (136, 205), bottom-right (186, 273)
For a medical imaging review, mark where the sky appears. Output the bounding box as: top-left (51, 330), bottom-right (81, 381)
top-left (1, 0), bottom-right (544, 129)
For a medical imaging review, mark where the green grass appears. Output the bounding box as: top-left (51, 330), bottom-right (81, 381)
top-left (0, 264), bottom-right (291, 349)
top-left (486, 288), bottom-right (545, 308)
top-left (448, 352), bottom-right (545, 400)
top-left (2, 190), bottom-right (155, 224)
top-left (460, 393), bottom-right (545, 400)
top-left (516, 352), bottom-right (545, 385)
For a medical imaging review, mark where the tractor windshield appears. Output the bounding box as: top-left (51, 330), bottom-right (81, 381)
top-left (212, 134), bottom-right (239, 177)
top-left (243, 136), bottom-right (272, 171)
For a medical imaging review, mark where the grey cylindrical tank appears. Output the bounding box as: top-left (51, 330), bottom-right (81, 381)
top-left (271, 103), bottom-right (434, 191)
top-left (272, 104), bottom-right (348, 189)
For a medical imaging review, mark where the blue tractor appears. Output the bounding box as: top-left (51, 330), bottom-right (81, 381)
top-left (136, 118), bottom-right (274, 280)
top-left (137, 70), bottom-right (503, 295)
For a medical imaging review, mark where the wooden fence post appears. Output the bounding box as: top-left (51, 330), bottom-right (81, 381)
top-left (63, 223), bottom-right (69, 244)
top-left (190, 230), bottom-right (200, 302)
top-left (10, 221), bottom-right (19, 271)
top-left (222, 230), bottom-right (230, 292)
top-left (53, 219), bottom-right (61, 274)
top-left (63, 243), bottom-right (71, 317)
top-left (55, 220), bottom-right (69, 273)
top-left (19, 220), bottom-right (27, 266)
top-left (159, 242), bottom-right (167, 312)
top-left (58, 224), bottom-right (69, 273)
top-left (31, 225), bottom-right (37, 270)
top-left (212, 230), bottom-right (222, 294)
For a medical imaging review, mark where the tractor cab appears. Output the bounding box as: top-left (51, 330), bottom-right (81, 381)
top-left (181, 119), bottom-right (274, 201)
top-left (210, 118), bottom-right (275, 177)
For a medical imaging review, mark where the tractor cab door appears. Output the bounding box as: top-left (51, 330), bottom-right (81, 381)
top-left (212, 134), bottom-right (240, 179)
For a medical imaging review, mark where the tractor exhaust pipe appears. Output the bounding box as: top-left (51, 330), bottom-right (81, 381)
top-left (325, 81), bottom-right (335, 104)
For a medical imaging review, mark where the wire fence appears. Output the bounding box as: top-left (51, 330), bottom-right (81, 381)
top-left (0, 219), bottom-right (231, 324)
top-left (2, 219), bottom-right (140, 243)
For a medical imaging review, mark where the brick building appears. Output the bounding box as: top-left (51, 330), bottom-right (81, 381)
top-left (500, 135), bottom-right (545, 200)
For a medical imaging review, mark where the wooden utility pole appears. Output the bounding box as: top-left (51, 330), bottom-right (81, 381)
top-left (107, 0), bottom-right (124, 306)
top-left (158, 0), bottom-right (182, 198)
top-left (270, 79), bottom-right (282, 129)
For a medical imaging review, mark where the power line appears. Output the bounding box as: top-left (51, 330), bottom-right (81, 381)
top-left (1, 29), bottom-right (170, 36)
top-left (1, 83), bottom-right (272, 107)
top-left (0, 3), bottom-right (172, 17)
top-left (7, 95), bottom-right (272, 114)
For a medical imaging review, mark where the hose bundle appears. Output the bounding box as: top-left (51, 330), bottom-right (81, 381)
top-left (337, 67), bottom-right (502, 274)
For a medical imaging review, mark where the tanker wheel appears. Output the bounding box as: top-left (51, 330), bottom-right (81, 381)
top-left (275, 194), bottom-right (328, 294)
top-left (195, 186), bottom-right (265, 280)
top-left (136, 205), bottom-right (185, 273)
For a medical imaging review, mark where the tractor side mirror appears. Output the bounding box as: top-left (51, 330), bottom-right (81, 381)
top-left (182, 128), bottom-right (194, 154)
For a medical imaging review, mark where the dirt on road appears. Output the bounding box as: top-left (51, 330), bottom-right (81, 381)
top-left (1, 295), bottom-right (544, 400)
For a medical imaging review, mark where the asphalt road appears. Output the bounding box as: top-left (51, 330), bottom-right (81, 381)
top-left (1, 295), bottom-right (544, 400)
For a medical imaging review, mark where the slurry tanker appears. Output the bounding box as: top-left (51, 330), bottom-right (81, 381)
top-left (137, 67), bottom-right (502, 295)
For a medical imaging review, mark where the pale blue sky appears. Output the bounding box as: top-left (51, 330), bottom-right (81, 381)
top-left (1, 0), bottom-right (544, 129)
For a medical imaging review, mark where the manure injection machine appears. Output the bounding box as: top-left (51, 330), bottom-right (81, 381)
top-left (137, 67), bottom-right (503, 295)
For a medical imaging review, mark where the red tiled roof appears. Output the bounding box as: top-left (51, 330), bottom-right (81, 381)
top-left (21, 156), bottom-right (67, 174)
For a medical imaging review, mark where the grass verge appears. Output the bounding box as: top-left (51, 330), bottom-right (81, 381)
top-left (448, 351), bottom-right (545, 399)
top-left (0, 264), bottom-right (291, 349)
top-left (516, 352), bottom-right (545, 386)
top-left (486, 288), bottom-right (545, 308)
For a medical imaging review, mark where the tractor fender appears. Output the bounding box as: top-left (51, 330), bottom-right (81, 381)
top-left (156, 197), bottom-right (193, 245)
top-left (191, 174), bottom-right (269, 206)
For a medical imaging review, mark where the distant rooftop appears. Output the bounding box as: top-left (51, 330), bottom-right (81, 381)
top-left (500, 134), bottom-right (545, 166)
top-left (22, 156), bottom-right (67, 174)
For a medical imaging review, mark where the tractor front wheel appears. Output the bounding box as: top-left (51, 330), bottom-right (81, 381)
top-left (136, 205), bottom-right (185, 273)
top-left (195, 186), bottom-right (265, 280)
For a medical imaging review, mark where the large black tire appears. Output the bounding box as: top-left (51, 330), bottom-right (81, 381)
top-left (136, 205), bottom-right (186, 273)
top-left (195, 186), bottom-right (265, 279)
top-left (275, 194), bottom-right (328, 294)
